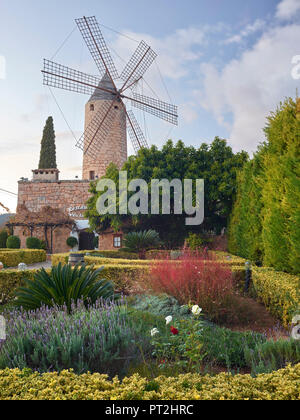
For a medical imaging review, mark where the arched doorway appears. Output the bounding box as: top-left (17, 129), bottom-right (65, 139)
top-left (79, 231), bottom-right (95, 251)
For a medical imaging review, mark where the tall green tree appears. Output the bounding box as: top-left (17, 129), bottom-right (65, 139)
top-left (85, 138), bottom-right (248, 248)
top-left (38, 116), bottom-right (57, 169)
top-left (229, 97), bottom-right (300, 274)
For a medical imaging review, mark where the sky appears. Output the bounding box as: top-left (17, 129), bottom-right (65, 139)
top-left (0, 0), bottom-right (300, 213)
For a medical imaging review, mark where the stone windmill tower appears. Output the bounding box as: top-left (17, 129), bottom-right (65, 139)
top-left (83, 74), bottom-right (127, 180)
top-left (42, 16), bottom-right (178, 181)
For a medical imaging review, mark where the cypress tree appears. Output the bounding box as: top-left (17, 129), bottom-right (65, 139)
top-left (229, 97), bottom-right (300, 274)
top-left (38, 116), bottom-right (57, 169)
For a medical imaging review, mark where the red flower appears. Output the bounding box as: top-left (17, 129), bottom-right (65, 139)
top-left (170, 326), bottom-right (179, 335)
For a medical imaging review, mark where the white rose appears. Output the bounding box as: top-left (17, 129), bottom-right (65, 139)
top-left (192, 305), bottom-right (202, 316)
top-left (165, 316), bottom-right (173, 325)
top-left (151, 328), bottom-right (159, 337)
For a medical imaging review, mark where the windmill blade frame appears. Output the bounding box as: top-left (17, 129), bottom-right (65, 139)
top-left (120, 40), bottom-right (157, 92)
top-left (126, 92), bottom-right (178, 125)
top-left (76, 100), bottom-right (120, 158)
top-left (42, 59), bottom-right (118, 97)
top-left (126, 110), bottom-right (149, 154)
top-left (75, 16), bottom-right (119, 84)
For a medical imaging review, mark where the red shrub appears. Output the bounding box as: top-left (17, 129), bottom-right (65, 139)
top-left (147, 251), bottom-right (235, 321)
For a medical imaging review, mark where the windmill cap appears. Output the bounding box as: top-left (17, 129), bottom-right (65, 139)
top-left (89, 73), bottom-right (116, 102)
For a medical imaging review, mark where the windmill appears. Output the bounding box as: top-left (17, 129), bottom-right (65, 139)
top-left (42, 16), bottom-right (178, 169)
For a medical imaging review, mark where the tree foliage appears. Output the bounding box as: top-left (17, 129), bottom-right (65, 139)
top-left (38, 116), bottom-right (57, 169)
top-left (85, 138), bottom-right (248, 248)
top-left (228, 98), bottom-right (300, 273)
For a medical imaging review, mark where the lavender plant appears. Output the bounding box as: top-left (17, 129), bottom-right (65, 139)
top-left (0, 299), bottom-right (153, 377)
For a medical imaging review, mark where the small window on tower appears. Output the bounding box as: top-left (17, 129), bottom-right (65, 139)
top-left (90, 104), bottom-right (95, 111)
top-left (89, 171), bottom-right (95, 180)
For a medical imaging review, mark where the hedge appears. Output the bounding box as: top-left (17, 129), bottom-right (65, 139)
top-left (0, 364), bottom-right (299, 400)
top-left (0, 264), bottom-right (147, 304)
top-left (252, 267), bottom-right (300, 327)
top-left (0, 250), bottom-right (46, 268)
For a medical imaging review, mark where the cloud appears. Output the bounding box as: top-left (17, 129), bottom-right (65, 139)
top-left (276, 0), bottom-right (300, 20)
top-left (200, 23), bottom-right (300, 152)
top-left (224, 19), bottom-right (266, 44)
top-left (180, 103), bottom-right (198, 124)
top-left (113, 26), bottom-right (207, 81)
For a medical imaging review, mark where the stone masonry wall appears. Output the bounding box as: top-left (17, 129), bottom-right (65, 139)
top-left (17, 180), bottom-right (91, 216)
top-left (82, 100), bottom-right (127, 180)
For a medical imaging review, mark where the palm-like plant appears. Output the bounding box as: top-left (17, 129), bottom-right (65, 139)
top-left (123, 230), bottom-right (162, 259)
top-left (15, 263), bottom-right (116, 311)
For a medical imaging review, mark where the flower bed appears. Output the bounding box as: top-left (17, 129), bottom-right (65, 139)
top-left (0, 364), bottom-right (299, 400)
top-left (0, 250), bottom-right (46, 268)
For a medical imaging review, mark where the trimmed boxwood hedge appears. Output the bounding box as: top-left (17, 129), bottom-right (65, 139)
top-left (0, 364), bottom-right (299, 400)
top-left (0, 264), bottom-right (147, 304)
top-left (0, 250), bottom-right (46, 268)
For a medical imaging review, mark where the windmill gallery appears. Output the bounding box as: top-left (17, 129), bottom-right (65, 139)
top-left (13, 16), bottom-right (178, 254)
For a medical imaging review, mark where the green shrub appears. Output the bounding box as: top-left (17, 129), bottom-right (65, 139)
top-left (6, 236), bottom-right (20, 249)
top-left (26, 237), bottom-right (41, 249)
top-left (245, 339), bottom-right (300, 375)
top-left (123, 230), bottom-right (162, 259)
top-left (66, 237), bottom-right (78, 249)
top-left (14, 263), bottom-right (117, 312)
top-left (186, 233), bottom-right (203, 250)
top-left (0, 264), bottom-right (146, 304)
top-left (0, 230), bottom-right (8, 248)
top-left (130, 294), bottom-right (191, 319)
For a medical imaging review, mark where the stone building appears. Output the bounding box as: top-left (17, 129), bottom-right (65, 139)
top-left (15, 74), bottom-right (127, 253)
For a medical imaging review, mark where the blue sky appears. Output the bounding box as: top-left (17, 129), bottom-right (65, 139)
top-left (0, 0), bottom-right (299, 212)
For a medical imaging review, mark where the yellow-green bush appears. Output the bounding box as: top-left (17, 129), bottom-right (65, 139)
top-left (252, 267), bottom-right (300, 327)
top-left (0, 364), bottom-right (299, 400)
top-left (51, 253), bottom-right (69, 266)
top-left (212, 251), bottom-right (247, 267)
top-left (0, 250), bottom-right (46, 268)
top-left (85, 257), bottom-right (155, 266)
top-left (0, 269), bottom-right (40, 304)
top-left (94, 264), bottom-right (148, 293)
top-left (0, 264), bottom-right (147, 304)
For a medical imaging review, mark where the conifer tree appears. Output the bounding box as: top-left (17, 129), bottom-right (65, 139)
top-left (38, 116), bottom-right (57, 169)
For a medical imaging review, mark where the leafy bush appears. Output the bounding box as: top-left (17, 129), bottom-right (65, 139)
top-left (130, 294), bottom-right (191, 320)
top-left (201, 325), bottom-right (266, 369)
top-left (6, 236), bottom-right (20, 249)
top-left (147, 252), bottom-right (236, 323)
top-left (123, 230), bottom-right (162, 259)
top-left (66, 237), bottom-right (78, 249)
top-left (186, 233), bottom-right (204, 250)
top-left (0, 230), bottom-right (8, 248)
top-left (14, 263), bottom-right (117, 312)
top-left (0, 302), bottom-right (157, 377)
top-left (1, 364), bottom-right (300, 400)
top-left (26, 237), bottom-right (41, 249)
top-left (0, 264), bottom-right (146, 305)
top-left (244, 339), bottom-right (300, 375)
